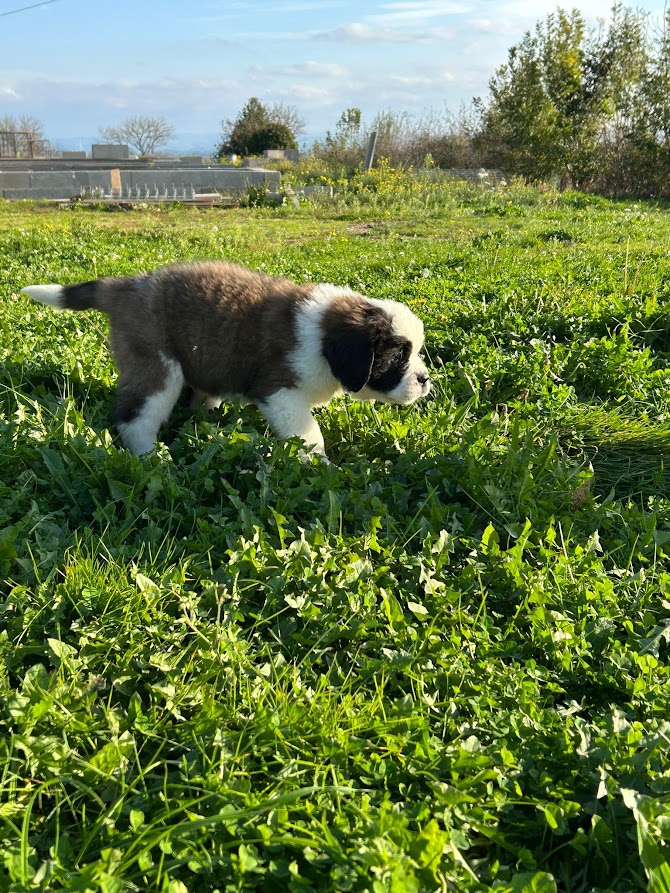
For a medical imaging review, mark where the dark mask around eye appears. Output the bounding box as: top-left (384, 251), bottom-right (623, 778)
top-left (368, 339), bottom-right (410, 391)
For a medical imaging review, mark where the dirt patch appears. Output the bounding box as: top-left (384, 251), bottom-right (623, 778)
top-left (345, 222), bottom-right (379, 235)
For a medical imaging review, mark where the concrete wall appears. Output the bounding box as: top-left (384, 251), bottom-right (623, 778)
top-left (263, 148), bottom-right (300, 163)
top-left (0, 166), bottom-right (281, 200)
top-left (91, 144), bottom-right (130, 160)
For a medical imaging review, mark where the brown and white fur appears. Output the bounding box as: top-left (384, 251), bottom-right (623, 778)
top-left (22, 261), bottom-right (431, 458)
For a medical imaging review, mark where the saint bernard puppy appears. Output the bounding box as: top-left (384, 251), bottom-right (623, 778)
top-left (22, 261), bottom-right (431, 458)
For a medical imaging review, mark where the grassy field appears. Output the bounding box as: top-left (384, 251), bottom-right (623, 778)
top-left (1, 176), bottom-right (670, 892)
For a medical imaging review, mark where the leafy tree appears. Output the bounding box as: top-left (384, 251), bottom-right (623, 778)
top-left (311, 108), bottom-right (366, 172)
top-left (479, 5), bottom-right (659, 193)
top-left (634, 11), bottom-right (670, 175)
top-left (98, 116), bottom-right (176, 157)
top-left (246, 122), bottom-right (297, 155)
top-left (481, 9), bottom-right (602, 186)
top-left (335, 107), bottom-right (362, 140)
top-left (218, 97), bottom-right (269, 157)
top-left (587, 4), bottom-right (649, 194)
top-left (216, 98), bottom-right (303, 158)
top-left (480, 29), bottom-right (558, 180)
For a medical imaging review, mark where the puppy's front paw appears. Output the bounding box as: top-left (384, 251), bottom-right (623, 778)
top-left (298, 448), bottom-right (333, 466)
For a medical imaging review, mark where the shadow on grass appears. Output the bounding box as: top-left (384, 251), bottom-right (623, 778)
top-left (590, 444), bottom-right (670, 500)
top-left (0, 359), bottom-right (249, 452)
top-left (0, 358), bottom-right (112, 414)
top-left (593, 454), bottom-right (670, 502)
top-left (559, 405), bottom-right (670, 501)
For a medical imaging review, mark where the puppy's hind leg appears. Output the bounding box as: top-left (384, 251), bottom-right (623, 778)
top-left (115, 356), bottom-right (185, 455)
top-left (189, 388), bottom-right (223, 411)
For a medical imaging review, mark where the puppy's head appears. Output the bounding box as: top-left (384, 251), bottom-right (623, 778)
top-left (322, 296), bottom-right (430, 404)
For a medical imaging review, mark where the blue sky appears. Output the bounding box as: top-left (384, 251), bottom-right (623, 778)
top-left (0, 0), bottom-right (666, 152)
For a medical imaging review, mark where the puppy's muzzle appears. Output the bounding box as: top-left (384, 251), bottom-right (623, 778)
top-left (417, 372), bottom-right (431, 396)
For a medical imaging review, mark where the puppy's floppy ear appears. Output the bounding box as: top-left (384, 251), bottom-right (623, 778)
top-left (323, 324), bottom-right (374, 392)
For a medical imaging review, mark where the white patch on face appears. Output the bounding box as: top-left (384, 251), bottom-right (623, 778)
top-left (118, 355), bottom-right (185, 455)
top-left (291, 284), bottom-right (353, 406)
top-left (259, 387), bottom-right (326, 456)
top-left (368, 297), bottom-right (425, 352)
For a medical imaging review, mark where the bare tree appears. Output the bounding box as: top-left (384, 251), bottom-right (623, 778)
top-left (0, 114), bottom-right (58, 156)
top-left (98, 116), bottom-right (176, 157)
top-left (268, 102), bottom-right (306, 139)
top-left (311, 105), bottom-right (485, 172)
top-left (0, 114), bottom-right (45, 137)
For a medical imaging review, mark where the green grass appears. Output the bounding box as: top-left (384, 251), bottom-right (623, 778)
top-left (2, 178), bottom-right (670, 892)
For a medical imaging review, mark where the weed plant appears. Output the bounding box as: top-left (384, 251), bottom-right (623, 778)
top-left (1, 175), bottom-right (670, 891)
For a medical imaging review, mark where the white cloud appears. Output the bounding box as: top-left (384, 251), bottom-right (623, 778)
top-left (198, 0), bottom-right (349, 17)
top-left (466, 17), bottom-right (516, 34)
top-left (317, 0), bottom-right (646, 47)
top-left (249, 61), bottom-right (349, 79)
top-left (3, 77), bottom-right (242, 130)
top-left (316, 22), bottom-right (453, 43)
top-left (390, 71), bottom-right (455, 87)
top-left (227, 30), bottom-right (309, 41)
top-left (370, 0), bottom-right (471, 25)
top-left (287, 85), bottom-right (334, 101)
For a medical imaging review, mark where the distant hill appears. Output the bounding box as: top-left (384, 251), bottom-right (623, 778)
top-left (50, 132), bottom-right (320, 158)
top-left (50, 133), bottom-right (221, 157)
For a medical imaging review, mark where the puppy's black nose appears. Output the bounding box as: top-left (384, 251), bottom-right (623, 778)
top-left (417, 372), bottom-right (430, 386)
